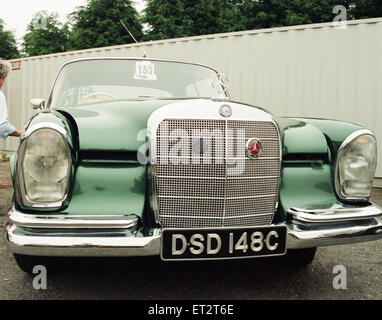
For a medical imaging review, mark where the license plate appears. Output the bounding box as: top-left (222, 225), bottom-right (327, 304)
top-left (161, 226), bottom-right (287, 261)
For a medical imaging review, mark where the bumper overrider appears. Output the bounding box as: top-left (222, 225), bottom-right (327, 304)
top-left (4, 203), bottom-right (382, 258)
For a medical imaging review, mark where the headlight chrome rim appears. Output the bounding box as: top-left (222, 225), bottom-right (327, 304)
top-left (16, 123), bottom-right (72, 208)
top-left (335, 129), bottom-right (377, 202)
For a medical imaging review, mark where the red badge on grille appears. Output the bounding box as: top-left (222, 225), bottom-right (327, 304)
top-left (246, 138), bottom-right (262, 159)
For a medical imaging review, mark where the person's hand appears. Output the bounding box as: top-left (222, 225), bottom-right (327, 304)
top-left (10, 129), bottom-right (21, 137)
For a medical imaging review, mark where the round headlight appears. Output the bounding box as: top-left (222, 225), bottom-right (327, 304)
top-left (20, 128), bottom-right (71, 204)
top-left (336, 132), bottom-right (377, 200)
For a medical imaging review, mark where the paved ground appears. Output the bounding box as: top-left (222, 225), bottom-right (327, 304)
top-left (0, 160), bottom-right (382, 300)
top-left (0, 161), bottom-right (13, 216)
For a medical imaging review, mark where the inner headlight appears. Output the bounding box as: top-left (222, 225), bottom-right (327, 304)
top-left (336, 132), bottom-right (377, 200)
top-left (20, 128), bottom-right (71, 204)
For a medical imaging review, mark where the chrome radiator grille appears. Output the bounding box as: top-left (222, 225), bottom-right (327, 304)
top-left (154, 119), bottom-right (281, 228)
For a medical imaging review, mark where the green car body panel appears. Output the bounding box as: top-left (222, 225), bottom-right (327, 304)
top-left (11, 98), bottom-right (368, 228)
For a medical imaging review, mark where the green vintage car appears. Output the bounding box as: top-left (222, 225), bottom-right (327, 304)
top-left (4, 57), bottom-right (382, 272)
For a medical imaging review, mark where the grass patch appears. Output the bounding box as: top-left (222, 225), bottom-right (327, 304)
top-left (0, 152), bottom-right (10, 162)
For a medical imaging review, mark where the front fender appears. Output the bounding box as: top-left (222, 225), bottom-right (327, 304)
top-left (275, 117), bottom-right (369, 223)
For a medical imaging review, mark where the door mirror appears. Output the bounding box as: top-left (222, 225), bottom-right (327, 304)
top-left (30, 99), bottom-right (45, 110)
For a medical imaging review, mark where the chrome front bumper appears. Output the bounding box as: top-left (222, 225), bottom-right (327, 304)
top-left (4, 204), bottom-right (382, 257)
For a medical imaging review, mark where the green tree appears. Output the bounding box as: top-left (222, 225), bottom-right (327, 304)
top-left (67, 0), bottom-right (143, 51)
top-left (0, 19), bottom-right (20, 59)
top-left (143, 0), bottom-right (382, 40)
top-left (142, 0), bottom-right (245, 40)
top-left (351, 0), bottom-right (382, 18)
top-left (237, 0), bottom-right (357, 30)
top-left (234, 0), bottom-right (382, 30)
top-left (22, 11), bottom-right (69, 57)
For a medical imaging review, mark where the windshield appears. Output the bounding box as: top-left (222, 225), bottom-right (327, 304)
top-left (49, 59), bottom-right (227, 108)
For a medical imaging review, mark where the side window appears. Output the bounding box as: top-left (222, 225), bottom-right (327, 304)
top-left (58, 86), bottom-right (94, 106)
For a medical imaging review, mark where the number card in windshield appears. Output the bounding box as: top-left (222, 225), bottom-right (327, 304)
top-left (134, 61), bottom-right (158, 81)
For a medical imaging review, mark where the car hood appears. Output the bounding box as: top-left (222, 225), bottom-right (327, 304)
top-left (59, 99), bottom-right (329, 160)
top-left (59, 99), bottom-right (181, 152)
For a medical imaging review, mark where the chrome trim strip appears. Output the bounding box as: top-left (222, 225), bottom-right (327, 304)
top-left (159, 215), bottom-right (226, 220)
top-left (147, 100), bottom-right (276, 126)
top-left (270, 119), bottom-right (283, 217)
top-left (60, 57), bottom-right (221, 78)
top-left (334, 129), bottom-right (376, 202)
top-left (339, 129), bottom-right (374, 152)
top-left (287, 204), bottom-right (382, 223)
top-left (22, 122), bottom-right (68, 141)
top-left (157, 175), bottom-right (224, 180)
top-left (7, 205), bottom-right (139, 229)
top-left (151, 164), bottom-right (160, 225)
top-left (157, 194), bottom-right (277, 200)
top-left (156, 156), bottom-right (280, 160)
top-left (224, 213), bottom-right (273, 219)
top-left (156, 175), bottom-right (279, 180)
top-left (159, 213), bottom-right (273, 219)
top-left (222, 120), bottom-right (228, 227)
top-left (155, 136), bottom-right (280, 141)
top-left (228, 175), bottom-right (279, 180)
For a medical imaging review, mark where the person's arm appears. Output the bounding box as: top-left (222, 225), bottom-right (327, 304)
top-left (0, 92), bottom-right (20, 138)
top-left (0, 122), bottom-right (19, 139)
top-left (10, 129), bottom-right (21, 137)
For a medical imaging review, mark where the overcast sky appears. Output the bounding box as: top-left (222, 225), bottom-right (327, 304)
top-left (0, 0), bottom-right (146, 46)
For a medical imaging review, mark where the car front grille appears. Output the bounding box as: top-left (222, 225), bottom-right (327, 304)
top-left (154, 119), bottom-right (281, 228)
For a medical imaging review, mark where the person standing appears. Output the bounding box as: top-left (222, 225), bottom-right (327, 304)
top-left (0, 59), bottom-right (20, 139)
